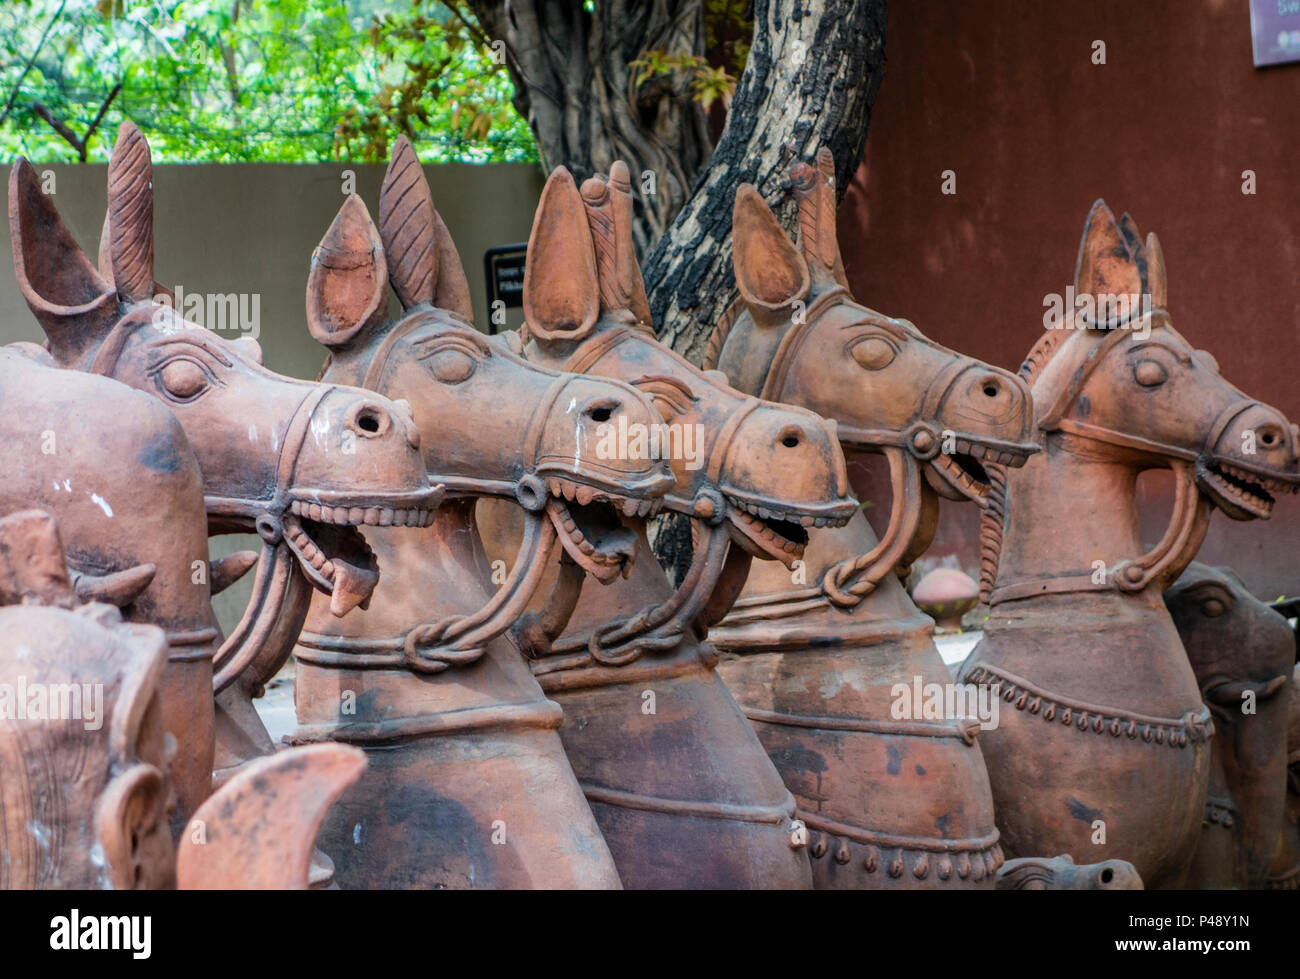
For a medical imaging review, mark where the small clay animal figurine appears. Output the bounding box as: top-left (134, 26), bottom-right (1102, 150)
top-left (995, 854), bottom-right (1143, 890)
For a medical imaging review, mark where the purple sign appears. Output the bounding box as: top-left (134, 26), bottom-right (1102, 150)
top-left (1250, 0), bottom-right (1300, 67)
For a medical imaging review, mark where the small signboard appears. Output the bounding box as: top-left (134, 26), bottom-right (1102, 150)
top-left (1250, 0), bottom-right (1300, 68)
top-left (484, 243), bottom-right (528, 334)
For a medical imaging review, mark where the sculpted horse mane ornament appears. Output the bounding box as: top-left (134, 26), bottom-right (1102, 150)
top-left (478, 159), bottom-right (860, 887)
top-left (291, 136), bottom-right (676, 888)
top-left (959, 200), bottom-right (1300, 887)
top-left (704, 148), bottom-right (1039, 889)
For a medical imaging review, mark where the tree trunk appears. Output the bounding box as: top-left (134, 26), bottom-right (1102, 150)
top-left (644, 0), bottom-right (886, 366)
top-left (467, 0), bottom-right (714, 257)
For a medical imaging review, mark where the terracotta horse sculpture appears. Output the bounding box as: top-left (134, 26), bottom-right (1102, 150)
top-left (960, 200), bottom-right (1300, 887)
top-left (1166, 562), bottom-right (1294, 888)
top-left (291, 138), bottom-right (675, 888)
top-left (703, 150), bottom-right (1038, 889)
top-left (8, 124), bottom-right (442, 790)
top-left (0, 508), bottom-right (366, 890)
top-left (1274, 666), bottom-right (1300, 889)
top-left (478, 161), bottom-right (861, 887)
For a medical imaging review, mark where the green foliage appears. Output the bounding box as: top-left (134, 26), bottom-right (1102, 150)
top-left (0, 0), bottom-right (538, 163)
top-left (629, 0), bottom-right (751, 112)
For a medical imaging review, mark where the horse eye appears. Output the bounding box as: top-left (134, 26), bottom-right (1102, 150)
top-left (1134, 359), bottom-right (1167, 387)
top-left (1200, 597), bottom-right (1226, 618)
top-left (427, 349), bottom-right (476, 384)
top-left (851, 337), bottom-right (896, 371)
top-left (159, 359), bottom-right (208, 400)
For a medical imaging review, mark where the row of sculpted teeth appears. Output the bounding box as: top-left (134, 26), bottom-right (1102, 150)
top-left (1209, 460), bottom-right (1294, 502)
top-left (726, 495), bottom-right (851, 529)
top-left (949, 438), bottom-right (1029, 467)
top-left (933, 452), bottom-right (990, 496)
top-left (288, 499), bottom-right (436, 527)
top-left (546, 476), bottom-right (662, 517)
top-left (549, 500), bottom-right (627, 566)
top-left (808, 829), bottom-right (1005, 883)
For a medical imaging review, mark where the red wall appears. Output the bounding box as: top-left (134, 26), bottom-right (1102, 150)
top-left (840, 0), bottom-right (1300, 598)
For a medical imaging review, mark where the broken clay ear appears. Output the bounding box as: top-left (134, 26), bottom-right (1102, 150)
top-left (306, 194), bottom-right (388, 349)
top-left (95, 762), bottom-right (172, 890)
top-left (1073, 199), bottom-right (1143, 317)
top-left (1144, 232), bottom-right (1167, 309)
top-left (523, 167), bottom-right (600, 341)
top-left (732, 184), bottom-right (810, 320)
top-left (176, 743), bottom-right (365, 889)
top-left (8, 158), bottom-right (117, 365)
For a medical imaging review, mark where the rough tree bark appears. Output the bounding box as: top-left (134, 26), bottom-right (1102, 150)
top-left (644, 0), bottom-right (886, 366)
top-left (466, 0), bottom-right (714, 257)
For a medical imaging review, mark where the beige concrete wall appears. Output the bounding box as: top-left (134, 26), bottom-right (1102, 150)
top-left (0, 161), bottom-right (543, 366)
top-left (0, 162), bottom-right (543, 631)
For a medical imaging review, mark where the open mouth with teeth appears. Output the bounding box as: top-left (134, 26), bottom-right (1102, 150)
top-left (1197, 458), bottom-right (1298, 520)
top-left (724, 492), bottom-right (858, 567)
top-left (282, 489), bottom-right (442, 616)
top-left (544, 475), bottom-right (659, 583)
top-left (924, 436), bottom-right (1037, 502)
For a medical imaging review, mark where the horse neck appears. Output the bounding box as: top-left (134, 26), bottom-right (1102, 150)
top-left (995, 435), bottom-right (1144, 586)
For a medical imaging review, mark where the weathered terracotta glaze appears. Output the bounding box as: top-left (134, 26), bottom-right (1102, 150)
top-left (290, 137), bottom-right (674, 888)
top-left (706, 150), bottom-right (1037, 889)
top-left (1167, 563), bottom-right (1294, 888)
top-left (961, 201), bottom-right (1300, 887)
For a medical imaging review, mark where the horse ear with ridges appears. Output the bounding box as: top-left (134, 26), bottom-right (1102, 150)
top-left (8, 158), bottom-right (117, 366)
top-left (306, 194), bottom-right (388, 350)
top-left (1073, 198), bottom-right (1142, 313)
top-left (523, 167), bottom-right (600, 341)
top-left (379, 135), bottom-right (437, 310)
top-left (732, 183), bottom-right (810, 320)
top-left (1145, 232), bottom-right (1167, 309)
top-left (106, 122), bottom-right (156, 303)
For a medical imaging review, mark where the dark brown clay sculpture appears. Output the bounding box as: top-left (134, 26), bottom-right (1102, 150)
top-left (478, 161), bottom-right (862, 888)
top-left (8, 124), bottom-right (443, 786)
top-left (704, 150), bottom-right (1038, 889)
top-left (0, 347), bottom-right (222, 825)
top-left (995, 854), bottom-right (1143, 890)
top-left (290, 137), bottom-right (675, 888)
top-left (960, 201), bottom-right (1300, 887)
top-left (1272, 667), bottom-right (1300, 889)
top-left (1166, 562), bottom-right (1295, 888)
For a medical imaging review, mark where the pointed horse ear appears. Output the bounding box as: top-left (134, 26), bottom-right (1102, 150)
top-left (306, 194), bottom-right (388, 350)
top-left (104, 122), bottom-right (156, 303)
top-left (523, 167), bottom-right (600, 341)
top-left (580, 161), bottom-right (653, 327)
top-left (1144, 231), bottom-right (1167, 309)
top-left (1073, 198), bottom-right (1142, 315)
top-left (379, 134), bottom-right (436, 311)
top-left (8, 158), bottom-right (117, 366)
top-left (732, 183), bottom-right (810, 324)
top-left (791, 147), bottom-right (849, 290)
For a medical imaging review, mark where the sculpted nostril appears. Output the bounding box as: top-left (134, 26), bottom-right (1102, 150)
top-left (586, 399), bottom-right (618, 424)
top-left (779, 426), bottom-right (803, 449)
top-left (981, 378), bottom-right (1001, 398)
top-left (346, 402), bottom-right (392, 439)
